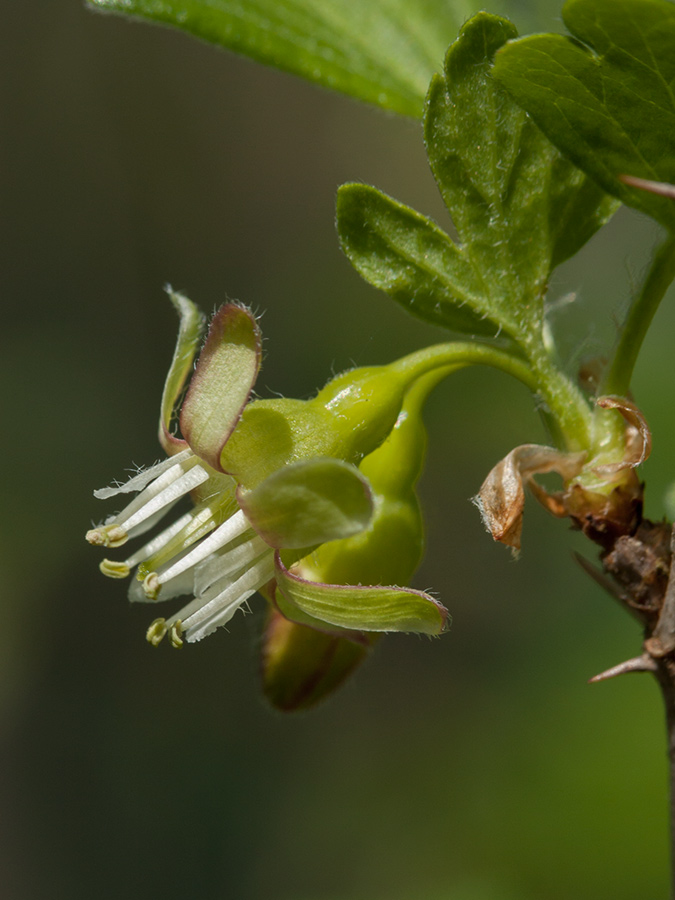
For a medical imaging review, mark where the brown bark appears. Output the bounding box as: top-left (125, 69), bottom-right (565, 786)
top-left (579, 493), bottom-right (675, 896)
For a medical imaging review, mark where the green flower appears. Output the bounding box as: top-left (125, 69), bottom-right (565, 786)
top-left (86, 291), bottom-right (448, 648)
top-left (261, 369), bottom-right (448, 710)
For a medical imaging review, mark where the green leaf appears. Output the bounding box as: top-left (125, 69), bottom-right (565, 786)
top-left (87, 0), bottom-right (472, 118)
top-left (337, 13), bottom-right (617, 345)
top-left (493, 0), bottom-right (675, 231)
top-left (275, 555), bottom-right (449, 634)
top-left (337, 183), bottom-right (516, 340)
top-left (238, 457), bottom-right (374, 549)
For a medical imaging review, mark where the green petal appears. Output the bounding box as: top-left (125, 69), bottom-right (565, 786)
top-left (179, 304), bottom-right (261, 471)
top-left (239, 458), bottom-right (374, 549)
top-left (275, 554), bottom-right (449, 635)
top-left (159, 288), bottom-right (205, 454)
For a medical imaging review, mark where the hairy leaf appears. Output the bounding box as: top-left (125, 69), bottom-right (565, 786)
top-left (88, 0), bottom-right (472, 117)
top-left (338, 13), bottom-right (616, 345)
top-left (493, 0), bottom-right (675, 231)
top-left (337, 184), bottom-right (514, 340)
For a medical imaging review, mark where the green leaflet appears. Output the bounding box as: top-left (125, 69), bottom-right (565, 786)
top-left (337, 185), bottom-right (515, 340)
top-left (87, 0), bottom-right (471, 118)
top-left (493, 0), bottom-right (675, 232)
top-left (337, 13), bottom-right (617, 348)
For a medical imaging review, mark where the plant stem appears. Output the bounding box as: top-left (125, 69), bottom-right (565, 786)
top-left (602, 233), bottom-right (675, 397)
top-left (393, 341), bottom-right (593, 452)
top-left (525, 342), bottom-right (594, 452)
top-left (599, 522), bottom-right (675, 896)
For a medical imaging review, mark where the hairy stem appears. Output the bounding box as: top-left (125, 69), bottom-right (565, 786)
top-left (393, 341), bottom-right (593, 452)
top-left (602, 233), bottom-right (675, 397)
top-left (524, 341), bottom-right (594, 453)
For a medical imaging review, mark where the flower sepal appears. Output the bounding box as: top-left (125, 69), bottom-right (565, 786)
top-left (274, 554), bottom-right (447, 636)
top-left (178, 302), bottom-right (262, 471)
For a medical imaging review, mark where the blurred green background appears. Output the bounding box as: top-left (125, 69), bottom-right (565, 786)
top-left (3, 1), bottom-right (675, 898)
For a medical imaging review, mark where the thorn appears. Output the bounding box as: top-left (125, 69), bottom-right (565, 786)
top-left (589, 654), bottom-right (657, 684)
top-left (619, 174), bottom-right (675, 199)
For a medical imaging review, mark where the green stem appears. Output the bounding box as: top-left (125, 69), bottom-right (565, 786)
top-left (602, 233), bottom-right (675, 397)
top-left (525, 342), bottom-right (594, 453)
top-left (392, 341), bottom-right (593, 451)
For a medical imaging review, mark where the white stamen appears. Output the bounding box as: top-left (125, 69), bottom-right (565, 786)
top-left (123, 499), bottom-right (181, 542)
top-left (121, 465), bottom-right (209, 535)
top-left (162, 549), bottom-right (269, 632)
top-left (184, 554), bottom-right (275, 642)
top-left (124, 509), bottom-right (198, 568)
top-left (104, 457), bottom-right (196, 530)
top-left (157, 508), bottom-right (251, 586)
top-left (128, 567), bottom-right (195, 604)
top-left (94, 450), bottom-right (192, 499)
top-left (194, 534), bottom-right (269, 595)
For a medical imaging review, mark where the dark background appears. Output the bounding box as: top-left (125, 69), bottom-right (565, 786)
top-left (2, 1), bottom-right (674, 897)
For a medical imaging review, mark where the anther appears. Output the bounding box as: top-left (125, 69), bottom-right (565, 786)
top-left (170, 621), bottom-right (184, 649)
top-left (86, 524), bottom-right (128, 548)
top-left (146, 618), bottom-right (167, 647)
top-left (143, 572), bottom-right (161, 600)
top-left (99, 559), bottom-right (130, 579)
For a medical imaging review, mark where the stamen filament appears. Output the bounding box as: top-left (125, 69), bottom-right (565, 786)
top-left (93, 449), bottom-right (192, 500)
top-left (157, 508), bottom-right (251, 586)
top-left (184, 554), bottom-right (275, 642)
top-left (162, 549), bottom-right (270, 633)
top-left (194, 534), bottom-right (269, 594)
top-left (124, 509), bottom-right (197, 568)
top-left (139, 494), bottom-right (237, 575)
top-left (121, 465), bottom-right (209, 534)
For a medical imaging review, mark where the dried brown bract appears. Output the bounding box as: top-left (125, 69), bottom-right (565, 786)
top-left (474, 444), bottom-right (586, 553)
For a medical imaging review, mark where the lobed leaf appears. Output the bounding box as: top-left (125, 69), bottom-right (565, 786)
top-left (337, 183), bottom-right (516, 340)
top-left (493, 0), bottom-right (675, 231)
top-left (88, 0), bottom-right (471, 118)
top-left (338, 13), bottom-right (616, 346)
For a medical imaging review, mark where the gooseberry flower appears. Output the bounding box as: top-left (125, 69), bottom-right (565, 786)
top-left (86, 291), bottom-right (448, 649)
top-left (261, 369), bottom-right (448, 709)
